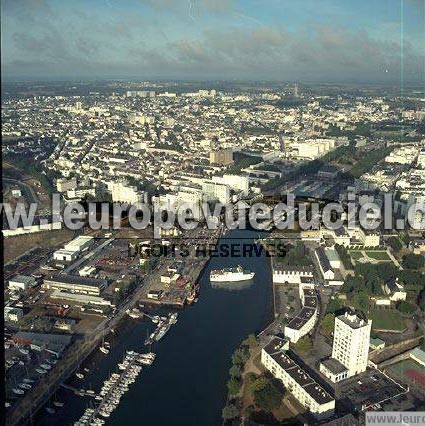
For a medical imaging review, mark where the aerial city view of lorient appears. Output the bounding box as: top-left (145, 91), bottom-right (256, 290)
top-left (1, 0), bottom-right (425, 425)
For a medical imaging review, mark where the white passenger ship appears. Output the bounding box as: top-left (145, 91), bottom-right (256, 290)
top-left (210, 265), bottom-right (255, 283)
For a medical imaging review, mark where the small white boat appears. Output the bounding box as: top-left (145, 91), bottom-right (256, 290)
top-left (126, 308), bottom-right (141, 319)
top-left (53, 401), bottom-right (64, 407)
top-left (99, 346), bottom-right (109, 354)
top-left (169, 312), bottom-right (178, 324)
top-left (19, 383), bottom-right (32, 390)
top-left (46, 407), bottom-right (56, 414)
top-left (36, 368), bottom-right (47, 374)
top-left (76, 372), bottom-right (84, 379)
top-left (13, 388), bottom-right (24, 395)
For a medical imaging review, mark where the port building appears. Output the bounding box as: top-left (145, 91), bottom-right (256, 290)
top-left (43, 274), bottom-right (107, 296)
top-left (8, 275), bottom-right (37, 290)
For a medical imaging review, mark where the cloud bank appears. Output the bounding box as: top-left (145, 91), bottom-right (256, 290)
top-left (2, 0), bottom-right (424, 82)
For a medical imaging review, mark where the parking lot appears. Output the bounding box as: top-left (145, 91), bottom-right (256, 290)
top-left (274, 283), bottom-right (301, 317)
top-left (335, 369), bottom-right (409, 412)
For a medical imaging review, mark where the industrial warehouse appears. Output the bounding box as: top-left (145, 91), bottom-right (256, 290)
top-left (42, 275), bottom-right (108, 296)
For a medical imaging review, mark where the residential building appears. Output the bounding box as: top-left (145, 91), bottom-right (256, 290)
top-left (209, 148), bottom-right (233, 165)
top-left (110, 181), bottom-right (144, 204)
top-left (320, 312), bottom-right (372, 383)
top-left (285, 279), bottom-right (318, 343)
top-left (202, 180), bottom-right (230, 204)
top-left (213, 174), bottom-right (249, 196)
top-left (262, 337), bottom-right (335, 419)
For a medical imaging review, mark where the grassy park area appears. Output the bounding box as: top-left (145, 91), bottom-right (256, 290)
top-left (369, 309), bottom-right (406, 332)
top-left (348, 249), bottom-right (393, 264)
top-left (364, 250), bottom-right (392, 261)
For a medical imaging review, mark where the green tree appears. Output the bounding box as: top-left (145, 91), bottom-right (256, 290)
top-left (231, 347), bottom-right (249, 366)
top-left (293, 335), bottom-right (313, 353)
top-left (253, 381), bottom-right (284, 412)
top-left (351, 291), bottom-right (370, 312)
top-left (398, 270), bottom-right (425, 288)
top-left (326, 297), bottom-right (344, 314)
top-left (248, 376), bottom-right (269, 393)
top-left (321, 313), bottom-right (335, 335)
top-left (229, 364), bottom-right (242, 378)
top-left (419, 290), bottom-right (425, 311)
top-left (222, 404), bottom-right (239, 420)
top-left (342, 275), bottom-right (364, 294)
top-left (396, 301), bottom-right (416, 314)
top-left (400, 231), bottom-right (410, 246)
top-left (227, 377), bottom-right (242, 395)
top-left (387, 237), bottom-right (403, 253)
top-left (335, 244), bottom-right (353, 269)
top-left (242, 334), bottom-right (258, 348)
top-left (403, 254), bottom-right (425, 270)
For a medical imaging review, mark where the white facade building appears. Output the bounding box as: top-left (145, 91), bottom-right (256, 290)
top-left (64, 236), bottom-right (94, 252)
top-left (290, 138), bottom-right (336, 160)
top-left (262, 338), bottom-right (335, 419)
top-left (272, 265), bottom-right (314, 284)
top-left (320, 312), bottom-right (372, 383)
top-left (332, 312), bottom-right (371, 376)
top-left (53, 249), bottom-right (79, 262)
top-left (110, 181), bottom-right (144, 204)
top-left (357, 227), bottom-right (381, 247)
top-left (53, 236), bottom-right (94, 262)
top-left (284, 280), bottom-right (318, 343)
top-left (202, 180), bottom-right (230, 204)
top-left (212, 174), bottom-right (249, 196)
top-left (314, 247), bottom-right (335, 281)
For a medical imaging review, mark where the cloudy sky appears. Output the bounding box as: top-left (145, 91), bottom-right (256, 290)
top-left (2, 0), bottom-right (424, 82)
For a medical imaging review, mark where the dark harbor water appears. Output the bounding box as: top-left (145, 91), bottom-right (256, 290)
top-left (37, 229), bottom-right (273, 426)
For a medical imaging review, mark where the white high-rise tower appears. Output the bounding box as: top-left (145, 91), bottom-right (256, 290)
top-left (331, 312), bottom-right (372, 377)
